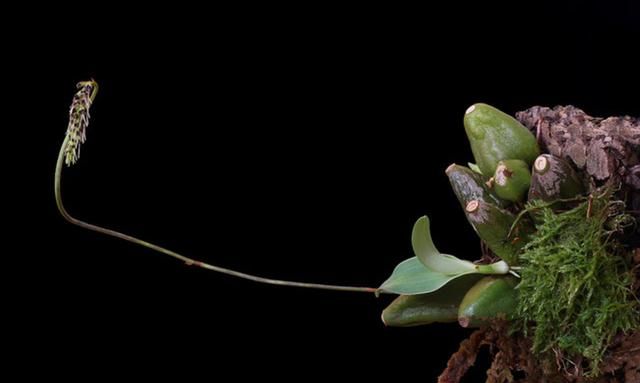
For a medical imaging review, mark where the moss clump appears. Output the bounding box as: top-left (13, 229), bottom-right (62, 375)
top-left (514, 194), bottom-right (639, 377)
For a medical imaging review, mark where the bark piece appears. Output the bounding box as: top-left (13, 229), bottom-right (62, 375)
top-left (441, 107), bottom-right (639, 383)
top-left (517, 105), bottom-right (640, 245)
top-left (515, 106), bottom-right (640, 189)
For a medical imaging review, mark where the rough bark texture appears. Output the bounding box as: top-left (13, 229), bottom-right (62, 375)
top-left (443, 106), bottom-right (640, 383)
top-left (516, 106), bottom-right (640, 187)
top-left (516, 106), bottom-right (640, 245)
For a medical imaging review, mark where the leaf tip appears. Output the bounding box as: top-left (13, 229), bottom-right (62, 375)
top-left (381, 312), bottom-right (388, 326)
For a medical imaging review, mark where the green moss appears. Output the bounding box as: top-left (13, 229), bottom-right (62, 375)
top-left (514, 194), bottom-right (639, 377)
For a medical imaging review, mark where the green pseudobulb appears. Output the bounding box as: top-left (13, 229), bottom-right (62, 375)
top-left (493, 159), bottom-right (531, 203)
top-left (528, 154), bottom-right (584, 202)
top-left (458, 276), bottom-right (518, 328)
top-left (463, 199), bottom-right (532, 265)
top-left (464, 103), bottom-right (540, 176)
top-left (382, 275), bottom-right (481, 327)
top-left (446, 164), bottom-right (508, 209)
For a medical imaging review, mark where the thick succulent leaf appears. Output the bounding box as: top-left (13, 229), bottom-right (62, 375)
top-left (468, 162), bottom-right (483, 174)
top-left (412, 216), bottom-right (476, 274)
top-left (381, 274), bottom-right (482, 326)
top-left (378, 257), bottom-right (477, 295)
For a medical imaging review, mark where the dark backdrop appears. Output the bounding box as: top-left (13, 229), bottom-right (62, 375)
top-left (28, 1), bottom-right (639, 381)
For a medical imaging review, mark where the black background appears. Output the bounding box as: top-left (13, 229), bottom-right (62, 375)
top-left (25, 1), bottom-right (640, 381)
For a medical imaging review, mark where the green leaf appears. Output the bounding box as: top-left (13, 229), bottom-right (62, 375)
top-left (379, 215), bottom-right (512, 295)
top-left (382, 275), bottom-right (483, 326)
top-left (412, 216), bottom-right (476, 274)
top-left (378, 257), bottom-right (477, 295)
top-left (468, 162), bottom-right (483, 175)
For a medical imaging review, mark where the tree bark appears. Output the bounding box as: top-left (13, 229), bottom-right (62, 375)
top-left (516, 106), bottom-right (640, 246)
top-left (443, 106), bottom-right (640, 382)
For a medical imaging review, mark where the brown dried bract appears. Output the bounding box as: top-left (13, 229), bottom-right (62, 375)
top-left (438, 329), bottom-right (492, 383)
top-left (440, 326), bottom-right (638, 382)
top-left (438, 322), bottom-right (559, 383)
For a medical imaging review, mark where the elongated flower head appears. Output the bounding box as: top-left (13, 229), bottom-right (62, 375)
top-left (65, 80), bottom-right (98, 166)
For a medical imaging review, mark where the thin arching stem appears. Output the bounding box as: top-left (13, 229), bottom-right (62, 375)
top-left (55, 83), bottom-right (377, 294)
